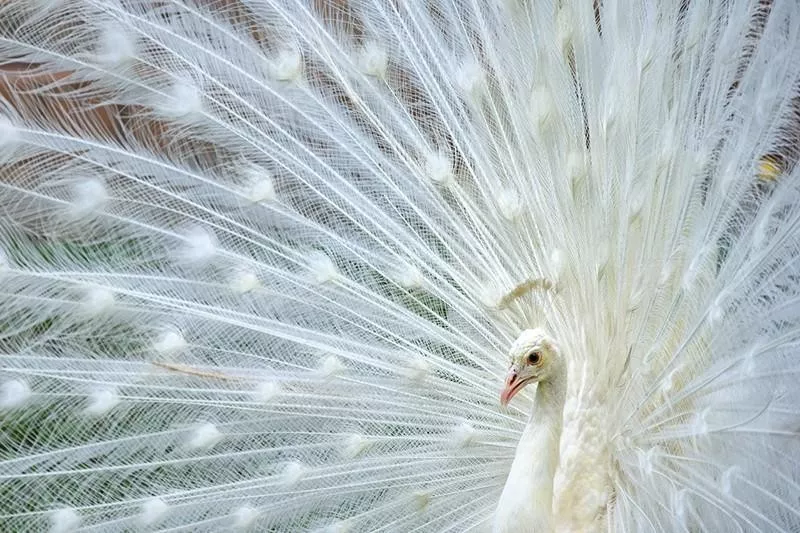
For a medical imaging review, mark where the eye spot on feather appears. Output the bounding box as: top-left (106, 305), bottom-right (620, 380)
top-left (496, 187), bottom-right (522, 221)
top-left (530, 85), bottom-right (556, 128)
top-left (707, 294), bottom-right (725, 325)
top-left (401, 356), bottom-right (430, 384)
top-left (412, 490), bottom-right (431, 512)
top-left (394, 263), bottom-right (424, 289)
top-left (161, 81), bottom-right (203, 118)
top-left (316, 355), bottom-right (345, 380)
top-left (0, 379), bottom-right (32, 409)
top-left (271, 48), bottom-right (303, 82)
top-left (341, 433), bottom-right (370, 459)
top-left (82, 286), bottom-right (115, 316)
top-left (139, 497), bottom-right (169, 527)
top-left (49, 507), bottom-right (81, 533)
top-left (451, 422), bottom-right (477, 448)
top-left (95, 25), bottom-right (136, 66)
top-left (253, 381), bottom-right (280, 403)
top-left (425, 153), bottom-right (455, 187)
top-left (281, 461), bottom-right (307, 487)
top-left (187, 422), bottom-right (223, 451)
top-left (628, 187), bottom-right (646, 224)
top-left (358, 43), bottom-right (388, 78)
top-left (660, 364), bottom-right (683, 398)
top-left (230, 269), bottom-right (260, 294)
top-left (243, 165), bottom-right (276, 203)
top-left (179, 226), bottom-right (218, 265)
top-left (556, 6), bottom-right (575, 54)
top-left (69, 178), bottom-right (108, 219)
top-left (456, 59), bottom-right (485, 101)
top-left (307, 251), bottom-right (340, 284)
top-left (567, 151), bottom-right (588, 198)
top-left (549, 248), bottom-right (566, 285)
top-left (84, 388), bottom-right (120, 417)
top-left (603, 93), bottom-right (619, 129)
top-left (153, 329), bottom-right (187, 357)
top-left (231, 505), bottom-right (259, 530)
top-left (691, 408), bottom-right (710, 438)
top-left (248, 177), bottom-right (276, 203)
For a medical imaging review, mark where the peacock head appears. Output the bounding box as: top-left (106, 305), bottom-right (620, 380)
top-left (500, 328), bottom-right (560, 406)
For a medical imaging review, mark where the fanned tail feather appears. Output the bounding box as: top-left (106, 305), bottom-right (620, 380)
top-left (1, 1), bottom-right (800, 532)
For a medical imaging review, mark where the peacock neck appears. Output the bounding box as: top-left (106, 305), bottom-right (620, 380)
top-left (494, 371), bottom-right (567, 533)
top-left (530, 376), bottom-right (566, 434)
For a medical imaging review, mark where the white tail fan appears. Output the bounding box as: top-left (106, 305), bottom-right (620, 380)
top-left (1, 1), bottom-right (800, 531)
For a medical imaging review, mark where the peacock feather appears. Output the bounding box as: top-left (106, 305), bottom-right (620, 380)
top-left (1, 1), bottom-right (800, 531)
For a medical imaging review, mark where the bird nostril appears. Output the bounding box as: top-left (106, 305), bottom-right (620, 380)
top-left (505, 371), bottom-right (518, 387)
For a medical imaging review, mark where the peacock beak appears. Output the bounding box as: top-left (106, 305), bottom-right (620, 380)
top-left (500, 369), bottom-right (519, 406)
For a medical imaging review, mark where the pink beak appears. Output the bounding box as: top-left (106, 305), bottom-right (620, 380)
top-left (500, 369), bottom-right (521, 406)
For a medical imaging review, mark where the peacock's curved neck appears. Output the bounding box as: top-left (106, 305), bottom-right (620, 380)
top-left (494, 370), bottom-right (567, 533)
top-left (530, 377), bottom-right (567, 431)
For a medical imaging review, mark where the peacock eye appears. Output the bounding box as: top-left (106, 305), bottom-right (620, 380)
top-left (527, 351), bottom-right (541, 365)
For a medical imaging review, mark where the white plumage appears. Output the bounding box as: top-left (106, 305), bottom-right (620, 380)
top-left (1, 1), bottom-right (800, 531)
top-left (494, 329), bottom-right (565, 533)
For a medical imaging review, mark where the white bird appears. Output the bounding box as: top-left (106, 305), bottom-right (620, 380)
top-left (494, 329), bottom-right (565, 533)
top-left (1, 0), bottom-right (800, 532)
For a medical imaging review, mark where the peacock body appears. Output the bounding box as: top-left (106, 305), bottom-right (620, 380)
top-left (1, 1), bottom-right (800, 531)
